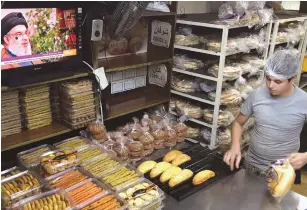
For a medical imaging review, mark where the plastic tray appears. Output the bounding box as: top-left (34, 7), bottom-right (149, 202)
top-left (22, 104), bottom-right (51, 114)
top-left (46, 167), bottom-right (92, 190)
top-left (54, 136), bottom-right (90, 150)
top-left (1, 123), bottom-right (22, 132)
top-left (17, 145), bottom-right (53, 169)
top-left (76, 188), bottom-right (127, 210)
top-left (60, 104), bottom-right (96, 116)
top-left (2, 90), bottom-right (19, 99)
top-left (62, 118), bottom-right (95, 130)
top-left (66, 178), bottom-right (109, 207)
top-left (60, 91), bottom-right (94, 102)
top-left (1, 167), bottom-right (24, 180)
top-left (77, 144), bottom-right (107, 165)
top-left (2, 111), bottom-right (22, 121)
top-left (118, 177), bottom-right (165, 210)
top-left (82, 156), bottom-right (121, 178)
top-left (61, 80), bottom-right (93, 95)
top-left (17, 188), bottom-right (73, 210)
top-left (40, 148), bottom-right (81, 175)
top-left (1, 127), bottom-right (22, 137)
top-left (60, 98), bottom-right (95, 109)
top-left (20, 93), bottom-right (50, 103)
top-left (62, 113), bottom-right (96, 124)
top-left (20, 99), bottom-right (51, 108)
top-left (24, 120), bottom-right (52, 130)
top-left (2, 101), bottom-right (20, 110)
top-left (1, 171), bottom-right (44, 209)
top-left (98, 163), bottom-right (143, 192)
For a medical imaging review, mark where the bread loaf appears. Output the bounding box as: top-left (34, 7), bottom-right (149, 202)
top-left (169, 169), bottom-right (193, 187)
top-left (137, 161), bottom-right (157, 174)
top-left (192, 170), bottom-right (215, 185)
top-left (160, 166), bottom-right (182, 183)
top-left (150, 162), bottom-right (172, 178)
top-left (171, 154), bottom-right (191, 166)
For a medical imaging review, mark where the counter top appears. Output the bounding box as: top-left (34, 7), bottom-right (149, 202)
top-left (164, 169), bottom-right (302, 210)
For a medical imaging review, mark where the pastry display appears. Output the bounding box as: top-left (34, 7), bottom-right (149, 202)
top-left (208, 64), bottom-right (242, 81)
top-left (171, 154), bottom-right (192, 166)
top-left (192, 170), bottom-right (215, 185)
top-left (150, 162), bottom-right (172, 178)
top-left (1, 90), bottom-right (22, 137)
top-left (163, 150), bottom-right (183, 163)
top-left (1, 167), bottom-right (23, 180)
top-left (40, 149), bottom-right (80, 175)
top-left (82, 194), bottom-right (122, 210)
top-left (241, 55), bottom-right (265, 69)
top-left (18, 145), bottom-right (52, 168)
top-left (19, 191), bottom-right (71, 210)
top-left (160, 166), bottom-right (182, 183)
top-left (83, 156), bottom-right (120, 177)
top-left (209, 89), bottom-right (242, 105)
top-left (173, 54), bottom-right (205, 71)
top-left (68, 180), bottom-right (105, 205)
top-left (101, 165), bottom-right (141, 189)
top-left (2, 171), bottom-right (41, 209)
top-left (186, 126), bottom-right (200, 138)
top-left (78, 145), bottom-right (106, 164)
top-left (175, 34), bottom-right (200, 46)
top-left (169, 169), bottom-right (194, 187)
top-left (20, 85), bottom-right (53, 130)
top-left (118, 180), bottom-right (162, 210)
top-left (207, 38), bottom-right (237, 53)
top-left (175, 100), bottom-right (203, 119)
top-left (203, 109), bottom-right (234, 126)
top-left (171, 76), bottom-right (198, 93)
top-left (54, 137), bottom-right (89, 150)
top-left (137, 161), bottom-right (157, 174)
top-left (48, 169), bottom-right (89, 190)
top-left (267, 159), bottom-right (295, 198)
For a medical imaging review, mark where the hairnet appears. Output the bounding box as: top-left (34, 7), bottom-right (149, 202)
top-left (265, 50), bottom-right (301, 80)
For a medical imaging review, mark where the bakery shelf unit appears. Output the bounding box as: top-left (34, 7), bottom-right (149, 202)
top-left (268, 12), bottom-right (307, 84)
top-left (170, 13), bottom-right (271, 149)
top-left (1, 73), bottom-right (99, 152)
top-left (89, 3), bottom-right (177, 122)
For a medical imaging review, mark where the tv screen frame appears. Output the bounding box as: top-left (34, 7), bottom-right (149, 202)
top-left (1, 1), bottom-right (83, 77)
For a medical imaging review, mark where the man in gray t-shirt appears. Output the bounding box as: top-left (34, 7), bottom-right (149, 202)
top-left (223, 50), bottom-right (307, 174)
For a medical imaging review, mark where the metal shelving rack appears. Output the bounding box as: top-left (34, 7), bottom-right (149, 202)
top-left (268, 13), bottom-right (307, 84)
top-left (170, 14), bottom-right (272, 149)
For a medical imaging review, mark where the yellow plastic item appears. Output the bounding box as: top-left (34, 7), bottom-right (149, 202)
top-left (302, 56), bottom-right (307, 73)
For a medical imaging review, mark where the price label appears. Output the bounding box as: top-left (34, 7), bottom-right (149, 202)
top-left (148, 64), bottom-right (167, 87)
top-left (151, 20), bottom-right (171, 48)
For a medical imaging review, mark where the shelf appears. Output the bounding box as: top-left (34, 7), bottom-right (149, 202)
top-left (169, 111), bottom-right (212, 128)
top-left (104, 89), bottom-right (169, 121)
top-left (274, 12), bottom-right (307, 23)
top-left (1, 72), bottom-right (89, 92)
top-left (2, 122), bottom-right (72, 152)
top-left (171, 90), bottom-right (215, 105)
top-left (172, 68), bottom-right (217, 81)
top-left (98, 52), bottom-right (172, 73)
top-left (142, 11), bottom-right (176, 17)
top-left (174, 45), bottom-right (220, 56)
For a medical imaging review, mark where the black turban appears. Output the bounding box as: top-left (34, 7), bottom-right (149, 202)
top-left (1, 12), bottom-right (28, 43)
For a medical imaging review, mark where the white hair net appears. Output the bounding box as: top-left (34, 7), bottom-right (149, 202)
top-left (265, 50), bottom-right (301, 80)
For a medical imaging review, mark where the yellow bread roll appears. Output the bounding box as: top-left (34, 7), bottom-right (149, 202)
top-left (163, 150), bottom-right (183, 162)
top-left (171, 154), bottom-right (191, 166)
top-left (192, 170), bottom-right (215, 185)
top-left (160, 166), bottom-right (182, 183)
top-left (169, 169), bottom-right (193, 187)
top-left (268, 160), bottom-right (295, 197)
top-left (137, 161), bottom-right (157, 174)
top-left (150, 162), bottom-right (172, 178)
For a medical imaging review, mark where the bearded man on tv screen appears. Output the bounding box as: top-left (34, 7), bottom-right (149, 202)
top-left (1, 12), bottom-right (42, 69)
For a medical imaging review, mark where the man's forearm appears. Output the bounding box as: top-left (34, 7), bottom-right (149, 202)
top-left (231, 120), bottom-right (243, 149)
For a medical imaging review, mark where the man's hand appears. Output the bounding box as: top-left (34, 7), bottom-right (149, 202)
top-left (289, 153), bottom-right (307, 170)
top-left (223, 145), bottom-right (242, 171)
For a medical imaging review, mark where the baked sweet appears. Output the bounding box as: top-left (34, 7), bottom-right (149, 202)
top-left (163, 150), bottom-right (183, 162)
top-left (169, 169), bottom-right (193, 187)
top-left (150, 162), bottom-right (172, 178)
top-left (192, 170), bottom-right (215, 185)
top-left (160, 166), bottom-right (182, 183)
top-left (137, 161), bottom-right (157, 174)
top-left (171, 154), bottom-right (191, 166)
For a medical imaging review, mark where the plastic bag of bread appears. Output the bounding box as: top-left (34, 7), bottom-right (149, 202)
top-left (114, 133), bottom-right (130, 161)
top-left (208, 63), bottom-right (242, 81)
top-left (175, 100), bottom-right (203, 119)
top-left (217, 127), bottom-right (231, 145)
top-left (187, 126), bottom-right (200, 138)
top-left (140, 113), bottom-right (151, 132)
top-left (203, 108), bottom-right (234, 127)
top-left (266, 159), bottom-right (295, 202)
top-left (163, 118), bottom-right (177, 147)
top-left (127, 117), bottom-right (143, 140)
top-left (209, 88), bottom-right (242, 105)
top-left (234, 77), bottom-right (254, 100)
top-left (102, 133), bottom-right (118, 158)
top-left (246, 73), bottom-right (264, 88)
top-left (173, 54), bottom-right (205, 71)
top-left (87, 117), bottom-right (107, 142)
top-left (151, 121), bottom-right (166, 150)
top-left (127, 138), bottom-right (144, 160)
top-left (175, 26), bottom-right (200, 46)
top-left (241, 55), bottom-right (265, 69)
top-left (139, 127), bottom-right (154, 156)
top-left (171, 75), bottom-right (199, 93)
top-left (200, 128), bottom-right (211, 145)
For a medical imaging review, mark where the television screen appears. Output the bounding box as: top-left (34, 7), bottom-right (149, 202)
top-left (1, 8), bottom-right (81, 70)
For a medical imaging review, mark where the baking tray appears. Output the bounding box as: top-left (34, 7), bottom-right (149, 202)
top-left (143, 144), bottom-right (242, 201)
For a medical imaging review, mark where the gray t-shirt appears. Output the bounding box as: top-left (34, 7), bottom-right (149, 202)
top-left (241, 86), bottom-right (307, 170)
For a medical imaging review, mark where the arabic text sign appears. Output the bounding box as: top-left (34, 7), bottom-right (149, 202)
top-left (151, 20), bottom-right (171, 48)
top-left (148, 64), bottom-right (167, 87)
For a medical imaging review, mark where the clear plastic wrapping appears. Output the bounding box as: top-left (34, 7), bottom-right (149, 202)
top-left (186, 126), bottom-right (200, 138)
top-left (203, 108), bottom-right (235, 126)
top-left (173, 54), bottom-right (205, 71)
top-left (1, 167), bottom-right (24, 180)
top-left (18, 144), bottom-right (53, 169)
top-left (171, 76), bottom-right (199, 93)
top-left (234, 77), bottom-right (254, 100)
top-left (127, 139), bottom-right (145, 160)
top-left (139, 128), bottom-right (155, 156)
top-left (217, 127), bottom-right (231, 145)
top-left (54, 136), bottom-right (90, 150)
top-left (208, 63), bottom-right (242, 81)
top-left (77, 144), bottom-right (107, 165)
top-left (114, 134), bottom-right (130, 161)
top-left (40, 148), bottom-right (81, 175)
top-left (87, 118), bottom-right (107, 142)
top-left (209, 89), bottom-right (242, 105)
top-left (99, 164), bottom-right (142, 191)
top-left (200, 128), bottom-right (211, 144)
top-left (163, 119), bottom-right (177, 147)
top-left (61, 79), bottom-right (93, 95)
top-left (175, 100), bottom-right (203, 119)
top-left (18, 188), bottom-right (73, 210)
top-left (62, 118), bottom-right (96, 130)
top-left (82, 156), bottom-right (121, 178)
top-left (151, 122), bottom-right (166, 150)
top-left (118, 177), bottom-right (165, 210)
top-left (175, 26), bottom-right (200, 46)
